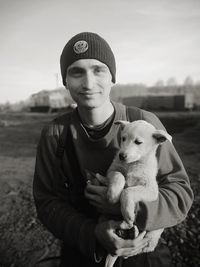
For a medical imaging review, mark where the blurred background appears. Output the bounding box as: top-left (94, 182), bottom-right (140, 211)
top-left (0, 0), bottom-right (200, 266)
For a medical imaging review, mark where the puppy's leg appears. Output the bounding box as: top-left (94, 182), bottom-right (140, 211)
top-left (120, 185), bottom-right (158, 224)
top-left (142, 228), bottom-right (164, 253)
top-left (107, 171), bottom-right (125, 204)
top-left (120, 188), bottom-right (136, 225)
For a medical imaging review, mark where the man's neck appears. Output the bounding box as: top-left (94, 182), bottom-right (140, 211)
top-left (77, 101), bottom-right (114, 127)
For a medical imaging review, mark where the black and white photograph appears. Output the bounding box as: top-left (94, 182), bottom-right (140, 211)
top-left (0, 1), bottom-right (199, 267)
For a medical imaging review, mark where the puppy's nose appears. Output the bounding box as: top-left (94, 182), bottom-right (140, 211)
top-left (119, 153), bottom-right (127, 161)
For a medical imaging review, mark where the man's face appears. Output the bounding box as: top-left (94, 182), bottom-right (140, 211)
top-left (66, 59), bottom-right (113, 109)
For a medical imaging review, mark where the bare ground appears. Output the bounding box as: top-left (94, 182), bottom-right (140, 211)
top-left (0, 111), bottom-right (199, 267)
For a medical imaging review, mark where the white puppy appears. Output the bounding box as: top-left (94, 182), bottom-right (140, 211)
top-left (105, 120), bottom-right (172, 267)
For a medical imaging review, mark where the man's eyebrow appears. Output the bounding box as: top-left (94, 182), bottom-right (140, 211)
top-left (92, 65), bottom-right (107, 70)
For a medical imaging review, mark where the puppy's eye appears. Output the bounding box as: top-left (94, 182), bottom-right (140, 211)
top-left (122, 137), bottom-right (126, 142)
top-left (135, 140), bottom-right (142, 145)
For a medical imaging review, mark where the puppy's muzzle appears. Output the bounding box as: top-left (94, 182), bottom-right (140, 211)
top-left (119, 152), bottom-right (127, 161)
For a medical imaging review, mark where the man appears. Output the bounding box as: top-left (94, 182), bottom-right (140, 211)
top-left (33, 32), bottom-right (193, 267)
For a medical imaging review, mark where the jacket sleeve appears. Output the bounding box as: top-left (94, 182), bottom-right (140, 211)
top-left (33, 123), bottom-right (97, 259)
top-left (135, 110), bottom-right (194, 231)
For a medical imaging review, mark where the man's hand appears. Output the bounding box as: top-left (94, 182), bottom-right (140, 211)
top-left (85, 171), bottom-right (108, 186)
top-left (84, 174), bottom-right (121, 215)
top-left (95, 220), bottom-right (149, 257)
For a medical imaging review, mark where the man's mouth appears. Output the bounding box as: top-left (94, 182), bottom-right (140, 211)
top-left (80, 91), bottom-right (99, 94)
top-left (79, 92), bottom-right (100, 96)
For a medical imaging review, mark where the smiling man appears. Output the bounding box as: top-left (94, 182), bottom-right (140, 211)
top-left (33, 32), bottom-right (193, 267)
top-left (66, 59), bottom-right (114, 122)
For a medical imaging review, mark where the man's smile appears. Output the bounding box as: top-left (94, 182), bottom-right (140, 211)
top-left (79, 92), bottom-right (100, 96)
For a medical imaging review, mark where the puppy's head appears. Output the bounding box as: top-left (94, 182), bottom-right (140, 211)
top-left (115, 120), bottom-right (172, 163)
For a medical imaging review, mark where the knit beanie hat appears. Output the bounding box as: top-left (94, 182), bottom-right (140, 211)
top-left (60, 32), bottom-right (116, 85)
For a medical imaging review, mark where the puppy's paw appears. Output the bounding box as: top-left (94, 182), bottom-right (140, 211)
top-left (142, 230), bottom-right (163, 253)
top-left (142, 241), bottom-right (157, 253)
top-left (116, 224), bottom-right (139, 239)
top-left (119, 220), bottom-right (133, 230)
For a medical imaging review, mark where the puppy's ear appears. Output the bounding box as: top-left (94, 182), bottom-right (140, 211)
top-left (153, 130), bottom-right (172, 144)
top-left (115, 120), bottom-right (129, 130)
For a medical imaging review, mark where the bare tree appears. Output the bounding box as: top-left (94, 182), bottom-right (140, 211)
top-left (166, 77), bottom-right (177, 87)
top-left (184, 76), bottom-right (194, 87)
top-left (155, 80), bottom-right (165, 88)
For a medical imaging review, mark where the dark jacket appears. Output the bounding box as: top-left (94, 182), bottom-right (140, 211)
top-left (33, 102), bottom-right (193, 266)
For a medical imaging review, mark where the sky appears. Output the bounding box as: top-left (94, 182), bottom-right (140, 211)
top-left (0, 0), bottom-right (200, 103)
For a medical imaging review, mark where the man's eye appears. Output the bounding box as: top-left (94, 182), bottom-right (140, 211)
top-left (94, 67), bottom-right (105, 74)
top-left (122, 137), bottom-right (126, 142)
top-left (135, 140), bottom-right (142, 145)
top-left (68, 68), bottom-right (84, 76)
top-left (94, 68), bottom-right (101, 73)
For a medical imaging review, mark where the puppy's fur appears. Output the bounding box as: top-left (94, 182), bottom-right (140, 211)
top-left (105, 120), bottom-right (172, 267)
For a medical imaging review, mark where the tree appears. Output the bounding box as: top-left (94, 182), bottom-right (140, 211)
top-left (154, 80), bottom-right (165, 88)
top-left (166, 77), bottom-right (177, 87)
top-left (184, 76), bottom-right (194, 87)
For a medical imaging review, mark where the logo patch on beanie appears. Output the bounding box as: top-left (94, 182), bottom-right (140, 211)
top-left (73, 40), bottom-right (88, 54)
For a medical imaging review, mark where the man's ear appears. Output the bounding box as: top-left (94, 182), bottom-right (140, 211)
top-left (153, 129), bottom-right (172, 144)
top-left (115, 120), bottom-right (129, 130)
top-left (65, 82), bottom-right (68, 90)
top-left (64, 75), bottom-right (68, 89)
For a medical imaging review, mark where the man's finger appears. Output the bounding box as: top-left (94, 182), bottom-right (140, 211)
top-left (116, 233), bottom-right (148, 248)
top-left (116, 238), bottom-right (149, 257)
top-left (85, 169), bottom-right (96, 179)
top-left (121, 247), bottom-right (144, 258)
top-left (84, 190), bottom-right (101, 202)
top-left (86, 184), bottom-right (106, 195)
top-left (96, 173), bottom-right (108, 185)
top-left (134, 231), bottom-right (146, 241)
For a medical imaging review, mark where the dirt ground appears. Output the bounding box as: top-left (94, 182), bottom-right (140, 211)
top-left (0, 111), bottom-right (200, 267)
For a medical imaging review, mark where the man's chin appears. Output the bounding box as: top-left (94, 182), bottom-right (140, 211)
top-left (79, 99), bottom-right (102, 109)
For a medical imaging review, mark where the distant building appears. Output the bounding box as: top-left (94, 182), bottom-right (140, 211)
top-left (122, 94), bottom-right (194, 111)
top-left (29, 88), bottom-right (74, 112)
top-left (110, 84), bottom-right (195, 111)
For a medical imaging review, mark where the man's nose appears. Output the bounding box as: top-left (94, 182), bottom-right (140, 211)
top-left (83, 72), bottom-right (95, 89)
